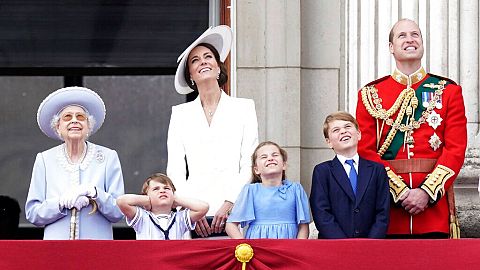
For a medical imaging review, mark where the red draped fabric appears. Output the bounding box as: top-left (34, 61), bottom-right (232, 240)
top-left (1, 239), bottom-right (479, 269)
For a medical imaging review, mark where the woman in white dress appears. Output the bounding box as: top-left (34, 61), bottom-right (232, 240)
top-left (167, 26), bottom-right (259, 237)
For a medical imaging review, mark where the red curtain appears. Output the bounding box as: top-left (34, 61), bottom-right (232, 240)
top-left (1, 239), bottom-right (480, 270)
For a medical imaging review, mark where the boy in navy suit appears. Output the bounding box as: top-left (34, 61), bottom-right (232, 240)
top-left (310, 111), bottom-right (389, 238)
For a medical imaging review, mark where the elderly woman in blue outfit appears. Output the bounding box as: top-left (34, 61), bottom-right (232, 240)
top-left (25, 87), bottom-right (125, 239)
top-left (167, 25), bottom-right (259, 237)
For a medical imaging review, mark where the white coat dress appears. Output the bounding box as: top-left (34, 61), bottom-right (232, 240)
top-left (167, 91), bottom-right (258, 216)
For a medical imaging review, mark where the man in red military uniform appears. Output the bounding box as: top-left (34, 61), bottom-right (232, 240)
top-left (356, 19), bottom-right (467, 238)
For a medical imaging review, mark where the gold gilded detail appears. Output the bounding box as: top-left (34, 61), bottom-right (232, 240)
top-left (361, 79), bottom-right (446, 157)
top-left (392, 67), bottom-right (427, 85)
top-left (450, 214), bottom-right (461, 239)
top-left (420, 165), bottom-right (455, 202)
top-left (385, 167), bottom-right (410, 203)
top-left (235, 243), bottom-right (254, 270)
top-left (89, 199), bottom-right (98, 215)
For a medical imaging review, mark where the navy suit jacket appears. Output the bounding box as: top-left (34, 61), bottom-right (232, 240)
top-left (310, 156), bottom-right (389, 238)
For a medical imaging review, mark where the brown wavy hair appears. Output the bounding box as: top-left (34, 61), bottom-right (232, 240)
top-left (251, 141), bottom-right (288, 183)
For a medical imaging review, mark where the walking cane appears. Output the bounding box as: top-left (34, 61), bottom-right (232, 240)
top-left (69, 208), bottom-right (77, 240)
top-left (69, 199), bottom-right (98, 240)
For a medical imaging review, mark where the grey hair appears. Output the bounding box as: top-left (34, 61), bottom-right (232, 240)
top-left (50, 109), bottom-right (96, 141)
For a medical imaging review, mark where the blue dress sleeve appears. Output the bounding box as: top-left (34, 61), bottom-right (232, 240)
top-left (293, 182), bottom-right (311, 224)
top-left (227, 184), bottom-right (256, 228)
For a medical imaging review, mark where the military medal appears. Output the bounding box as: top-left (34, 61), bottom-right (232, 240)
top-left (429, 132), bottom-right (442, 151)
top-left (422, 91), bottom-right (443, 109)
top-left (422, 92), bottom-right (443, 110)
top-left (422, 92), bottom-right (431, 108)
top-left (427, 110), bottom-right (442, 129)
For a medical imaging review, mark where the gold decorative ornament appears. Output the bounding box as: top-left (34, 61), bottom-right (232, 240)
top-left (89, 199), bottom-right (98, 215)
top-left (235, 243), bottom-right (254, 270)
top-left (392, 67), bottom-right (427, 85)
top-left (385, 167), bottom-right (410, 203)
top-left (420, 165), bottom-right (455, 202)
top-left (450, 214), bottom-right (460, 239)
top-left (361, 80), bottom-right (446, 157)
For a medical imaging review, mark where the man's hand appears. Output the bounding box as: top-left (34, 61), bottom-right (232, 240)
top-left (398, 189), bottom-right (410, 202)
top-left (194, 216), bottom-right (211, 237)
top-left (401, 188), bottom-right (429, 215)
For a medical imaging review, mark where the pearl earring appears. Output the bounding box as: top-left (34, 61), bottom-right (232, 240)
top-left (216, 72), bottom-right (220, 80)
top-left (190, 78), bottom-right (195, 86)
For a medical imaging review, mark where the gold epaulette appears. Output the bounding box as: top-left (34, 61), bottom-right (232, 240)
top-left (420, 165), bottom-right (455, 202)
top-left (385, 167), bottom-right (410, 203)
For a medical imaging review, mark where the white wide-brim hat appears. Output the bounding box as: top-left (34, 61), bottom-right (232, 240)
top-left (37, 86), bottom-right (106, 140)
top-left (174, 25), bottom-right (233, 94)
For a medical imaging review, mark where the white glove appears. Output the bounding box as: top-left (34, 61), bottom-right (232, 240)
top-left (59, 191), bottom-right (79, 210)
top-left (59, 185), bottom-right (96, 210)
top-left (77, 184), bottom-right (97, 198)
top-left (73, 196), bottom-right (90, 210)
top-left (59, 195), bottom-right (67, 211)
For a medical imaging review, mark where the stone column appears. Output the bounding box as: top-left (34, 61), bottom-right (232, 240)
top-left (236, 0), bottom-right (302, 183)
top-left (300, 0), bottom-right (342, 192)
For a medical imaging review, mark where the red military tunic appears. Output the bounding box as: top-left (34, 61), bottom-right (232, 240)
top-left (356, 67), bottom-right (467, 235)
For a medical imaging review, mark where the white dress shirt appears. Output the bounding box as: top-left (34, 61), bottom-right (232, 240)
top-left (336, 153), bottom-right (359, 176)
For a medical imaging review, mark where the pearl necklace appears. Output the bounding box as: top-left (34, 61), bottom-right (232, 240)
top-left (64, 142), bottom-right (87, 165)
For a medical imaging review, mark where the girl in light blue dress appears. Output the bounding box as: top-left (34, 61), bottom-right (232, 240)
top-left (225, 141), bottom-right (310, 239)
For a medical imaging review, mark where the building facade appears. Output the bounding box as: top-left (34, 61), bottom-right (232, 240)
top-left (233, 0), bottom-right (480, 237)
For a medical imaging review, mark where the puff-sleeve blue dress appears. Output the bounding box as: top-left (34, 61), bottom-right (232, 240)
top-left (227, 180), bottom-right (311, 239)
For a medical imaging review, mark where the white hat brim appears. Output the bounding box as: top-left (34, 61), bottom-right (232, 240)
top-left (37, 86), bottom-right (106, 140)
top-left (174, 25), bottom-right (233, 94)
